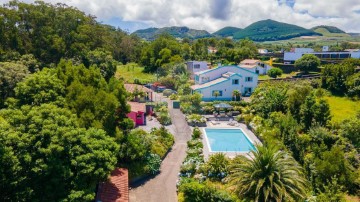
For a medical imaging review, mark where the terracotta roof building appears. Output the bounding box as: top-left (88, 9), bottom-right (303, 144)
top-left (124, 84), bottom-right (153, 102)
top-left (96, 168), bottom-right (129, 202)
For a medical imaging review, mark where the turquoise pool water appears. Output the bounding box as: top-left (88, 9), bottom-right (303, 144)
top-left (204, 128), bottom-right (255, 152)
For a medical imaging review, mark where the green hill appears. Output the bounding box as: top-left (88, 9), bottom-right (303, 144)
top-left (213, 26), bottom-right (242, 37)
top-left (233, 19), bottom-right (321, 41)
top-left (311, 25), bottom-right (350, 37)
top-left (133, 26), bottom-right (212, 40)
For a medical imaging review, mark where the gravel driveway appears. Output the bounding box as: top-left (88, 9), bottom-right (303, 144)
top-left (129, 100), bottom-right (191, 202)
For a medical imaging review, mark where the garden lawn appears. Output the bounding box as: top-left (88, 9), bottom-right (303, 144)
top-left (324, 96), bottom-right (360, 123)
top-left (116, 63), bottom-right (156, 84)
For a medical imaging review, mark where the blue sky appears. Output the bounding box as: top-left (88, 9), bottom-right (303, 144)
top-left (1, 0), bottom-right (360, 33)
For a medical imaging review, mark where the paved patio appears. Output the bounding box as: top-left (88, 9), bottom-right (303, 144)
top-left (129, 97), bottom-right (192, 202)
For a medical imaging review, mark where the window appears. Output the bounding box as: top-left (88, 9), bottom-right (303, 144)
top-left (212, 90), bottom-right (223, 97)
top-left (194, 64), bottom-right (200, 69)
top-left (245, 77), bottom-right (253, 82)
top-left (202, 77), bottom-right (210, 82)
top-left (232, 79), bottom-right (239, 85)
top-left (244, 87), bottom-right (252, 93)
top-left (195, 75), bottom-right (199, 81)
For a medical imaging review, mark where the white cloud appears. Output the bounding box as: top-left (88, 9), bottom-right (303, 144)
top-left (1, 0), bottom-right (360, 32)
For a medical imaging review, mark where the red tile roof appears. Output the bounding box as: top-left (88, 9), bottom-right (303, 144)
top-left (128, 102), bottom-right (146, 112)
top-left (124, 84), bottom-right (153, 93)
top-left (96, 168), bottom-right (129, 202)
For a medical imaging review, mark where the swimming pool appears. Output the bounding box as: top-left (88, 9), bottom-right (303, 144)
top-left (204, 128), bottom-right (256, 152)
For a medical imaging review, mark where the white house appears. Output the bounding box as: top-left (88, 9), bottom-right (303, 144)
top-left (239, 59), bottom-right (272, 75)
top-left (284, 47), bottom-right (360, 64)
top-left (186, 61), bottom-right (209, 79)
top-left (191, 65), bottom-right (258, 101)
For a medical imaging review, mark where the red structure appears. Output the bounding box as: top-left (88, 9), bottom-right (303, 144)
top-left (96, 168), bottom-right (129, 202)
top-left (127, 102), bottom-right (146, 126)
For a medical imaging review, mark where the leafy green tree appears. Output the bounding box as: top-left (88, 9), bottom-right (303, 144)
top-left (0, 62), bottom-right (29, 107)
top-left (141, 34), bottom-right (182, 72)
top-left (65, 82), bottom-right (119, 135)
top-left (86, 49), bottom-right (117, 81)
top-left (251, 82), bottom-right (288, 118)
top-left (118, 128), bottom-right (152, 162)
top-left (300, 94), bottom-right (316, 131)
top-left (15, 68), bottom-right (65, 106)
top-left (313, 99), bottom-right (331, 127)
top-left (345, 72), bottom-right (360, 97)
top-left (295, 54), bottom-right (320, 73)
top-left (321, 60), bottom-right (358, 94)
top-left (286, 82), bottom-right (313, 122)
top-left (0, 104), bottom-right (118, 201)
top-left (228, 145), bottom-right (308, 201)
top-left (316, 177), bottom-right (346, 202)
top-left (314, 146), bottom-right (358, 193)
top-left (267, 67), bottom-right (283, 78)
top-left (340, 118), bottom-right (360, 150)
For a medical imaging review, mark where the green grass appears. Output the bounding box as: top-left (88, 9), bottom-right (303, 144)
top-left (116, 63), bottom-right (156, 84)
top-left (324, 96), bottom-right (360, 123)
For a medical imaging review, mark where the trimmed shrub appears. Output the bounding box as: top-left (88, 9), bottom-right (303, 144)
top-left (192, 127), bottom-right (202, 139)
top-left (267, 67), bottom-right (283, 78)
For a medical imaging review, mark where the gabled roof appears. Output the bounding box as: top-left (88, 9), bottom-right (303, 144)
top-left (124, 84), bottom-right (153, 93)
top-left (194, 65), bottom-right (258, 76)
top-left (191, 73), bottom-right (242, 90)
top-left (96, 168), bottom-right (129, 202)
top-left (128, 102), bottom-right (146, 112)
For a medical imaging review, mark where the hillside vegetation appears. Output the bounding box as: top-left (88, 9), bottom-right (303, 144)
top-left (213, 26), bottom-right (242, 37)
top-left (133, 26), bottom-right (211, 40)
top-left (233, 19), bottom-right (320, 41)
top-left (312, 27), bottom-right (350, 37)
top-left (311, 25), bottom-right (346, 33)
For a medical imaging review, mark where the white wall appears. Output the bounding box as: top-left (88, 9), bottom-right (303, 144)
top-left (195, 74), bottom-right (258, 101)
top-left (187, 61), bottom-right (208, 79)
top-left (351, 51), bottom-right (360, 59)
top-left (197, 65), bottom-right (257, 84)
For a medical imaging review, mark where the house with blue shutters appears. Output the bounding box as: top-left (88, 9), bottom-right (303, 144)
top-left (191, 65), bottom-right (258, 101)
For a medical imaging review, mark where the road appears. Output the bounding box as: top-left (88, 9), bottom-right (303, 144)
top-left (129, 101), bottom-right (191, 202)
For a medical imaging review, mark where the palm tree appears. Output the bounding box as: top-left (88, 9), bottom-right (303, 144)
top-left (213, 91), bottom-right (220, 100)
top-left (227, 145), bottom-right (308, 202)
top-left (232, 90), bottom-right (241, 101)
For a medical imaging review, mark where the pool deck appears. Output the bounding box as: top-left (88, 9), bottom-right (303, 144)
top-left (201, 122), bottom-right (262, 159)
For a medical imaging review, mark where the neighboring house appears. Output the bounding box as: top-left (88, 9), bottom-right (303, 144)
top-left (191, 65), bottom-right (258, 101)
top-left (284, 47), bottom-right (360, 64)
top-left (239, 59), bottom-right (272, 75)
top-left (127, 102), bottom-right (146, 126)
top-left (124, 84), bottom-right (154, 102)
top-left (258, 49), bottom-right (268, 54)
top-left (208, 46), bottom-right (218, 54)
top-left (186, 61), bottom-right (209, 79)
top-left (96, 168), bottom-right (129, 202)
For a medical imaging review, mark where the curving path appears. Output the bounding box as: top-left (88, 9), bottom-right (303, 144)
top-left (129, 101), bottom-right (191, 202)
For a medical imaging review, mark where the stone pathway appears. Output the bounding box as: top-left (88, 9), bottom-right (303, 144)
top-left (129, 100), bottom-right (191, 202)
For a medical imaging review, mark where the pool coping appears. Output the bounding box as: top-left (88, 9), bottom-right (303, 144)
top-left (203, 127), bottom-right (255, 153)
top-left (201, 123), bottom-right (262, 159)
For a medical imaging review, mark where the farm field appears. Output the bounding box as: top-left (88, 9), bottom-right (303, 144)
top-left (116, 63), bottom-right (156, 84)
top-left (324, 95), bottom-right (360, 123)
